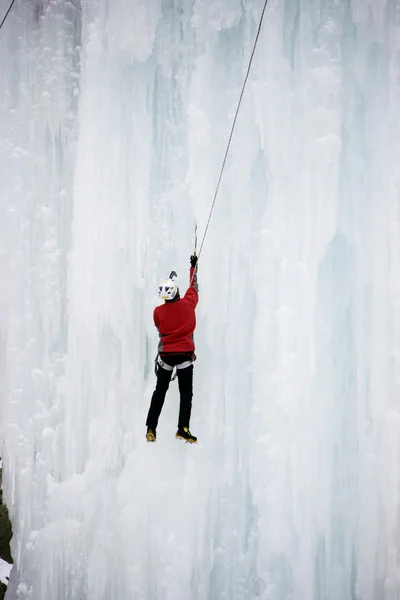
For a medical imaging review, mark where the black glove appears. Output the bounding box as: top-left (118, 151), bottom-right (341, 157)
top-left (190, 255), bottom-right (198, 268)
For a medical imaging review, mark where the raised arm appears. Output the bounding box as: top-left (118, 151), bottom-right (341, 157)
top-left (183, 256), bottom-right (199, 308)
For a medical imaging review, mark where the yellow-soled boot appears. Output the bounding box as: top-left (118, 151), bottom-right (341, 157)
top-left (176, 427), bottom-right (197, 443)
top-left (146, 427), bottom-right (156, 442)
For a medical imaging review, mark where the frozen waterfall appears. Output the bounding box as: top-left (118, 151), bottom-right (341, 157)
top-left (1, 0), bottom-right (400, 599)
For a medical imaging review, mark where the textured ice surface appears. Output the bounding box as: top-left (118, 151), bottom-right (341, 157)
top-left (1, 0), bottom-right (400, 599)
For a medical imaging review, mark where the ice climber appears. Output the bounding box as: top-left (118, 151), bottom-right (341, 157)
top-left (146, 255), bottom-right (199, 443)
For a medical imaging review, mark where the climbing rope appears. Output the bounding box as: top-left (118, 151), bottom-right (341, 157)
top-left (197, 0), bottom-right (270, 261)
top-left (0, 0), bottom-right (16, 31)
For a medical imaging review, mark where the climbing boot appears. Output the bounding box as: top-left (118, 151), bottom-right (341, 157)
top-left (176, 427), bottom-right (197, 443)
top-left (146, 427), bottom-right (156, 442)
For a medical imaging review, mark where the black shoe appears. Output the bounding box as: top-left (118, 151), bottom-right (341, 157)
top-left (175, 427), bottom-right (197, 443)
top-left (146, 427), bottom-right (156, 442)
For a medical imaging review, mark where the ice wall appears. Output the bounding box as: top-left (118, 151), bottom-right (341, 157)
top-left (1, 0), bottom-right (400, 599)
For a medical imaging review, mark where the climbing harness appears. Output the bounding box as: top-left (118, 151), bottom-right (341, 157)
top-left (154, 355), bottom-right (194, 381)
top-left (197, 0), bottom-right (270, 262)
top-left (0, 0), bottom-right (16, 31)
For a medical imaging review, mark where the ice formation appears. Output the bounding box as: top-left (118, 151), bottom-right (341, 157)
top-left (0, 1), bottom-right (400, 598)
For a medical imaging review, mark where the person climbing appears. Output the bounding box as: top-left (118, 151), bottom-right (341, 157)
top-left (146, 255), bottom-right (199, 443)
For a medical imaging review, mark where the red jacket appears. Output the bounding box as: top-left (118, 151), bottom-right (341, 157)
top-left (154, 267), bottom-right (198, 354)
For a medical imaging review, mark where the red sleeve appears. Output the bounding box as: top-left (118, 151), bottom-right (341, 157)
top-left (183, 267), bottom-right (199, 308)
top-left (154, 307), bottom-right (160, 330)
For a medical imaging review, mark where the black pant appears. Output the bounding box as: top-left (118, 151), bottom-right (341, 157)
top-left (146, 355), bottom-right (193, 431)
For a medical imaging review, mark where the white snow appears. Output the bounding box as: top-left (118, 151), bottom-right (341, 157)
top-left (0, 0), bottom-right (400, 599)
top-left (0, 558), bottom-right (12, 586)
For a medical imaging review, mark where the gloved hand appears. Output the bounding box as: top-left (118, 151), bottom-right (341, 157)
top-left (190, 255), bottom-right (198, 268)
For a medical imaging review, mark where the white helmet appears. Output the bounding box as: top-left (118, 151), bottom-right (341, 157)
top-left (159, 278), bottom-right (178, 301)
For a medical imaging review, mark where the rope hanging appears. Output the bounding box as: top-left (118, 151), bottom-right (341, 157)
top-left (1, 0), bottom-right (269, 266)
top-left (0, 0), bottom-right (16, 31)
top-left (197, 0), bottom-right (270, 261)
